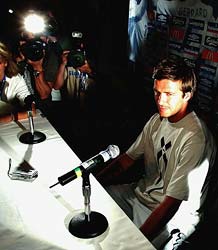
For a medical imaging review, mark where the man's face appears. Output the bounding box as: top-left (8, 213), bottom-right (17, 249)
top-left (153, 79), bottom-right (189, 122)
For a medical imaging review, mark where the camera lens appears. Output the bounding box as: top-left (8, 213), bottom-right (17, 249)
top-left (21, 39), bottom-right (45, 61)
top-left (67, 50), bottom-right (85, 68)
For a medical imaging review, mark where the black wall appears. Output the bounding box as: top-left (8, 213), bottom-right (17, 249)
top-left (3, 0), bottom-right (130, 77)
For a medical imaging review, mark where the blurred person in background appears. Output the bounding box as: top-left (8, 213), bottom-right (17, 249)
top-left (52, 31), bottom-right (97, 140)
top-left (0, 41), bottom-right (32, 122)
top-left (54, 31), bottom-right (96, 114)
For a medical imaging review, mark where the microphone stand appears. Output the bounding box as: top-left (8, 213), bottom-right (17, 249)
top-left (19, 110), bottom-right (46, 144)
top-left (68, 169), bottom-right (108, 238)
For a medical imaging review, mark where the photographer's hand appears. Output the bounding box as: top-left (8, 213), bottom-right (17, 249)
top-left (77, 60), bottom-right (92, 74)
top-left (61, 50), bottom-right (70, 65)
top-left (27, 57), bottom-right (44, 72)
top-left (27, 58), bottom-right (52, 100)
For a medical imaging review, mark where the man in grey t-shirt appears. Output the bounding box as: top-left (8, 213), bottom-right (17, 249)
top-left (96, 57), bottom-right (216, 249)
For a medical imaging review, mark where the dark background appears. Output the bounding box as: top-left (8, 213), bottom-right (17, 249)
top-left (2, 0), bottom-right (155, 161)
top-left (2, 0), bottom-right (130, 75)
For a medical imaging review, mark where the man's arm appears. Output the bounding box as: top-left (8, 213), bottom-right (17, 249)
top-left (0, 114), bottom-right (13, 123)
top-left (140, 196), bottom-right (182, 241)
top-left (53, 50), bottom-right (69, 90)
top-left (96, 153), bottom-right (135, 186)
top-left (28, 58), bottom-right (52, 100)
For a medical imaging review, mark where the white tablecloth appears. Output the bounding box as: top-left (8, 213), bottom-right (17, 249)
top-left (0, 111), bottom-right (156, 250)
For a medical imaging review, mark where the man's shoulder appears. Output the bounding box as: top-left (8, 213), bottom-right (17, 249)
top-left (148, 113), bottom-right (160, 121)
top-left (143, 113), bottom-right (162, 133)
top-left (186, 111), bottom-right (211, 133)
top-left (146, 113), bottom-right (161, 125)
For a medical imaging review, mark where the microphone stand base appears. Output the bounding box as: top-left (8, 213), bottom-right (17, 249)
top-left (19, 131), bottom-right (46, 144)
top-left (68, 211), bottom-right (108, 238)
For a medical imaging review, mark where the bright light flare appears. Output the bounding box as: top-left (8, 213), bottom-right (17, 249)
top-left (24, 13), bottom-right (45, 34)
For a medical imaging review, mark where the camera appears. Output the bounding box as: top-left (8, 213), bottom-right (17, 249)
top-left (67, 31), bottom-right (86, 68)
top-left (67, 50), bottom-right (86, 68)
top-left (20, 39), bottom-right (46, 61)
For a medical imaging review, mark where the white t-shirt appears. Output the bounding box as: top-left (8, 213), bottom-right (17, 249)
top-left (0, 74), bottom-right (31, 115)
top-left (62, 67), bottom-right (92, 101)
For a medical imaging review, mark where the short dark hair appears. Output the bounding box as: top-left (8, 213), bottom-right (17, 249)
top-left (152, 57), bottom-right (197, 95)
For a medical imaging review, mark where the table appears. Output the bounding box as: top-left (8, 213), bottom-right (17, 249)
top-left (0, 111), bottom-right (156, 250)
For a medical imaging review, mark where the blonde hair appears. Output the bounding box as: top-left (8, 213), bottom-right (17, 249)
top-left (0, 41), bottom-right (19, 77)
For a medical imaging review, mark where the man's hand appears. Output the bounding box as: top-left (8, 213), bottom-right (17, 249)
top-left (27, 57), bottom-right (44, 72)
top-left (96, 153), bottom-right (135, 186)
top-left (0, 114), bottom-right (13, 123)
top-left (13, 103), bottom-right (36, 121)
top-left (61, 50), bottom-right (70, 65)
top-left (77, 60), bottom-right (92, 74)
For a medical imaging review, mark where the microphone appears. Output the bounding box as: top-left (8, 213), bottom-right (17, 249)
top-left (19, 94), bottom-right (46, 144)
top-left (52, 145), bottom-right (120, 187)
top-left (24, 94), bottom-right (35, 111)
top-left (24, 95), bottom-right (35, 135)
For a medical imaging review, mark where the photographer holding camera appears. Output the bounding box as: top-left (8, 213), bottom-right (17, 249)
top-left (14, 10), bottom-right (63, 120)
top-left (53, 31), bottom-right (95, 114)
top-left (17, 30), bottom-right (62, 116)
